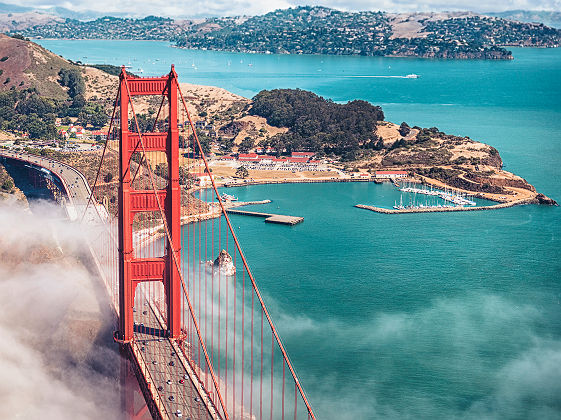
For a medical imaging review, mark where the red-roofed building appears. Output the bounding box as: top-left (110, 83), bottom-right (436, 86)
top-left (291, 152), bottom-right (315, 158)
top-left (238, 153), bottom-right (261, 162)
top-left (288, 157), bottom-right (309, 163)
top-left (221, 155), bottom-right (236, 160)
top-left (375, 170), bottom-right (408, 179)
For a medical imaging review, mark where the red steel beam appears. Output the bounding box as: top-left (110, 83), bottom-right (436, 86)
top-left (131, 258), bottom-right (166, 282)
top-left (129, 132), bottom-right (167, 153)
top-left (130, 190), bottom-right (167, 213)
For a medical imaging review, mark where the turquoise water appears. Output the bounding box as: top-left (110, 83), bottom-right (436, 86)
top-left (37, 40), bottom-right (561, 419)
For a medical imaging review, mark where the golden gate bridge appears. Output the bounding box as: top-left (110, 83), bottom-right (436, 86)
top-left (70, 65), bottom-right (318, 420)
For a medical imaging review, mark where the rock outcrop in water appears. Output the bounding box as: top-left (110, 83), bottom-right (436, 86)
top-left (213, 249), bottom-right (236, 276)
top-left (532, 193), bottom-right (558, 206)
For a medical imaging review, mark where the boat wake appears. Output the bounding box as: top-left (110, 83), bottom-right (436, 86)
top-left (345, 74), bottom-right (420, 79)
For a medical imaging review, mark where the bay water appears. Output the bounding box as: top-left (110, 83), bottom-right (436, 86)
top-left (37, 40), bottom-right (561, 419)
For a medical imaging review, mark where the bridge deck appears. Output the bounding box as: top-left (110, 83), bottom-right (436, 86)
top-left (133, 299), bottom-right (214, 420)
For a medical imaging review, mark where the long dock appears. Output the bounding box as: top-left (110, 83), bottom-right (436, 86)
top-left (354, 200), bottom-right (530, 214)
top-left (225, 209), bottom-right (304, 225)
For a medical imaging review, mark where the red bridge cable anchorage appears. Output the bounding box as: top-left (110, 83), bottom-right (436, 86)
top-left (176, 79), bottom-right (318, 420)
top-left (121, 70), bottom-right (230, 420)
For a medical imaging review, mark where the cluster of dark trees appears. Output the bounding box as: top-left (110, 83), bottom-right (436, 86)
top-left (0, 89), bottom-right (58, 139)
top-left (58, 68), bottom-right (107, 127)
top-left (154, 162), bottom-right (196, 187)
top-left (250, 89), bottom-right (384, 160)
top-left (58, 68), bottom-right (85, 98)
top-left (90, 64), bottom-right (138, 77)
top-left (0, 67), bottom-right (109, 141)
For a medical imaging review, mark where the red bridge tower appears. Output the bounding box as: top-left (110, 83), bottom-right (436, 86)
top-left (116, 66), bottom-right (182, 343)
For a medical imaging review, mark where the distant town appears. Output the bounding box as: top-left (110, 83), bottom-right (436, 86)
top-left (4, 7), bottom-right (561, 59)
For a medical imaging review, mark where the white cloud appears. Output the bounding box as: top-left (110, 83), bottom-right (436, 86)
top-left (0, 202), bottom-right (121, 420)
top-left (6, 0), bottom-right (561, 18)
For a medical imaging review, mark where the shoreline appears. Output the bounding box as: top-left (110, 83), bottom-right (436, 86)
top-left (216, 176), bottom-right (511, 205)
top-left (33, 38), bottom-right (549, 61)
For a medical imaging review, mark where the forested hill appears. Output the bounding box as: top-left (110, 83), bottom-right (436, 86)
top-left (250, 89), bottom-right (384, 159)
top-left (176, 7), bottom-right (560, 59)
top-left (8, 7), bottom-right (561, 59)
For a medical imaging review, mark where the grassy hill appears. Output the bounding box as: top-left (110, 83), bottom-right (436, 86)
top-left (0, 33), bottom-right (76, 99)
top-left (0, 35), bottom-right (116, 140)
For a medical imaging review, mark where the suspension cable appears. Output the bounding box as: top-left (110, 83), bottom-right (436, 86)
top-left (80, 90), bottom-right (120, 232)
top-left (176, 83), bottom-right (317, 419)
top-left (122, 72), bottom-right (230, 420)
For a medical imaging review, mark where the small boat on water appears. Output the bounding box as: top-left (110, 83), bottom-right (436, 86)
top-left (221, 193), bottom-right (238, 201)
top-left (405, 74), bottom-right (419, 79)
top-left (393, 194), bottom-right (405, 210)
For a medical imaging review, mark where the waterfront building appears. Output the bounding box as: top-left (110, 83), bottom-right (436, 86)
top-left (375, 170), bottom-right (408, 179)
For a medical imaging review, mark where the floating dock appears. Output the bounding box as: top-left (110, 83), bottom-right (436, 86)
top-left (225, 209), bottom-right (304, 225)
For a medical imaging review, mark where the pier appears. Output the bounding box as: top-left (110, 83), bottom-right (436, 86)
top-left (225, 209), bottom-right (304, 225)
top-left (354, 200), bottom-right (530, 214)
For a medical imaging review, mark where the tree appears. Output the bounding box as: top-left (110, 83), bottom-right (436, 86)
top-left (192, 132), bottom-right (211, 155)
top-left (235, 166), bottom-right (249, 179)
top-left (399, 122), bottom-right (410, 137)
top-left (2, 178), bottom-right (14, 191)
top-left (155, 163), bottom-right (168, 180)
top-left (250, 88), bottom-right (384, 158)
top-left (220, 137), bottom-right (235, 153)
top-left (238, 136), bottom-right (254, 153)
top-left (58, 68), bottom-right (85, 98)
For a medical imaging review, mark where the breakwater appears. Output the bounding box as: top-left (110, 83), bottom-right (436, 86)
top-left (354, 200), bottom-right (531, 214)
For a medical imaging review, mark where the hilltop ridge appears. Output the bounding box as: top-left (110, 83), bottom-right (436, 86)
top-left (0, 33), bottom-right (74, 98)
top-left (5, 6), bottom-right (561, 59)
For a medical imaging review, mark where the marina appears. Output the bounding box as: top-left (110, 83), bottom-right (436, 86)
top-left (393, 182), bottom-right (477, 210)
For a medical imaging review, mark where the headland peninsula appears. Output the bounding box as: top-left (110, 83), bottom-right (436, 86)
top-left (0, 34), bottom-right (556, 215)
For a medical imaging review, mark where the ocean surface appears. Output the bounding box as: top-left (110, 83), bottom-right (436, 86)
top-left (37, 40), bottom-right (561, 419)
